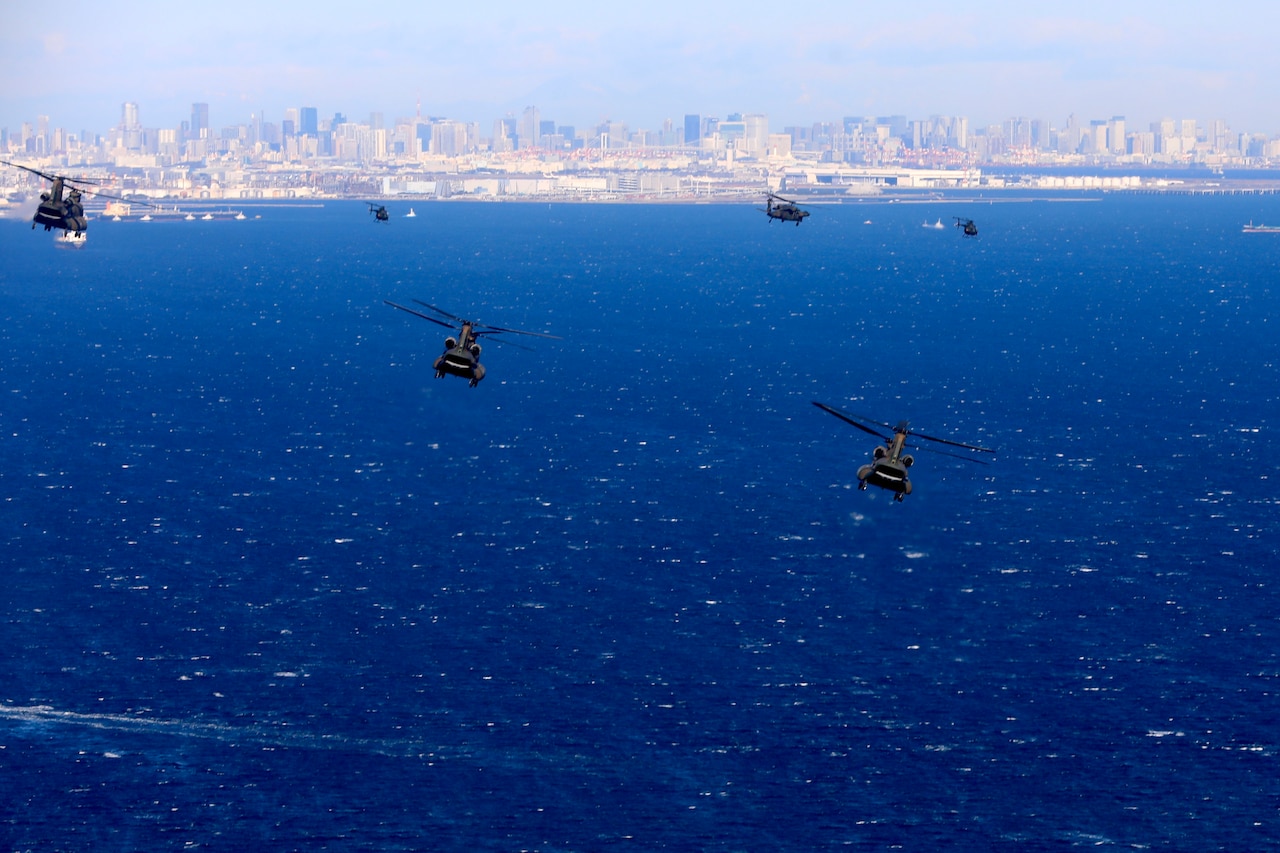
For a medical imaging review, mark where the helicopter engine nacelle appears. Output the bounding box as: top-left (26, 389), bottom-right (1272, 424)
top-left (469, 344), bottom-right (482, 358)
top-left (901, 455), bottom-right (914, 468)
top-left (445, 337), bottom-right (458, 350)
top-left (873, 446), bottom-right (888, 460)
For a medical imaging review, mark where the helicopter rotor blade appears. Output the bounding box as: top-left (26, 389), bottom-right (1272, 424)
top-left (384, 300), bottom-right (458, 330)
top-left (474, 323), bottom-right (562, 340)
top-left (813, 402), bottom-right (898, 434)
top-left (79, 187), bottom-right (158, 207)
top-left (474, 333), bottom-right (537, 352)
top-left (411, 300), bottom-right (468, 324)
top-left (812, 402), bottom-right (892, 442)
top-left (904, 427), bottom-right (995, 455)
top-left (2, 159), bottom-right (99, 186)
top-left (902, 441), bottom-right (994, 465)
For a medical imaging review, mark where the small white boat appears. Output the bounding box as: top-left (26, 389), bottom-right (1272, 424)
top-left (405, 208), bottom-right (417, 218)
top-left (234, 211), bottom-right (246, 220)
top-left (185, 213), bottom-right (195, 221)
top-left (202, 213), bottom-right (214, 220)
top-left (140, 213), bottom-right (152, 221)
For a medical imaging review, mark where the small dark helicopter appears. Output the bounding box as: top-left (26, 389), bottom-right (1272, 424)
top-left (812, 402), bottom-right (994, 501)
top-left (367, 203), bottom-right (389, 222)
top-left (760, 192), bottom-right (810, 226)
top-left (384, 300), bottom-right (560, 386)
top-left (954, 217), bottom-right (978, 236)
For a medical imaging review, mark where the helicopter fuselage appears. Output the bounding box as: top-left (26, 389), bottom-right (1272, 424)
top-left (766, 200), bottom-right (809, 225)
top-left (856, 430), bottom-right (915, 500)
top-left (32, 179), bottom-right (87, 235)
top-left (433, 320), bottom-right (486, 385)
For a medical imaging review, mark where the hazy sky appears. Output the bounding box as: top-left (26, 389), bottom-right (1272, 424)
top-left (3, 0), bottom-right (1278, 137)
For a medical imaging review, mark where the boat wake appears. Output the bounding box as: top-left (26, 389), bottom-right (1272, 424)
top-left (0, 703), bottom-right (436, 759)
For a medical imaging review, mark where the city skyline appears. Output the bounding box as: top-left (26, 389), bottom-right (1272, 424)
top-left (5, 97), bottom-right (1265, 166)
top-left (4, 1), bottom-right (1280, 137)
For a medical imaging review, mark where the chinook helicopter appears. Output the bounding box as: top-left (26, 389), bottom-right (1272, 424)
top-left (2, 160), bottom-right (143, 244)
top-left (954, 216), bottom-right (978, 236)
top-left (760, 192), bottom-right (810, 226)
top-left (812, 402), bottom-right (994, 501)
top-left (368, 203), bottom-right (390, 222)
top-left (2, 160), bottom-right (89, 238)
top-left (384, 300), bottom-right (560, 386)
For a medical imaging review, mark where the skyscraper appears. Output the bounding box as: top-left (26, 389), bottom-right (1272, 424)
top-left (121, 102), bottom-right (142, 150)
top-left (519, 106), bottom-right (540, 149)
top-left (300, 107), bottom-right (318, 136)
top-left (191, 102), bottom-right (208, 139)
top-left (743, 114), bottom-right (768, 153)
top-left (684, 114), bottom-right (700, 148)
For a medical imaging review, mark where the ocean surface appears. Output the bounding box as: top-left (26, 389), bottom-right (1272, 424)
top-left (1, 194), bottom-right (1278, 850)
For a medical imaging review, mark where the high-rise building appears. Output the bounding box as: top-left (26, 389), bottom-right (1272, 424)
top-left (743, 114), bottom-right (768, 153)
top-left (519, 106), bottom-right (540, 149)
top-left (684, 114), bottom-right (700, 147)
top-left (191, 102), bottom-right (208, 139)
top-left (121, 102), bottom-right (142, 150)
top-left (1107, 116), bottom-right (1126, 155)
top-left (300, 107), bottom-right (318, 136)
top-left (492, 117), bottom-right (516, 152)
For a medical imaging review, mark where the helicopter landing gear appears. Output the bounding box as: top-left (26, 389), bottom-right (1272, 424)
top-left (894, 493), bottom-right (905, 502)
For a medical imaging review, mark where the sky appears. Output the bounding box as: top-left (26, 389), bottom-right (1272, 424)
top-left (3, 0), bottom-right (1279, 138)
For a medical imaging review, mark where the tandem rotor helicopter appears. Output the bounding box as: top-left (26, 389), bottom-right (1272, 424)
top-left (367, 203), bottom-right (389, 222)
top-left (2, 160), bottom-right (148, 245)
top-left (812, 402), bottom-right (994, 501)
top-left (954, 216), bottom-right (978, 236)
top-left (760, 192), bottom-right (810, 226)
top-left (384, 300), bottom-right (560, 386)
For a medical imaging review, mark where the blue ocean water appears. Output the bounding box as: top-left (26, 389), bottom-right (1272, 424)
top-left (1, 195), bottom-right (1278, 850)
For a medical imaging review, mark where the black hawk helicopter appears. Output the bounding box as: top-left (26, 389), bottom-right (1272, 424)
top-left (384, 300), bottom-right (560, 386)
top-left (954, 216), bottom-right (978, 236)
top-left (367, 202), bottom-right (389, 222)
top-left (760, 192), bottom-right (810, 226)
top-left (812, 402), bottom-right (994, 501)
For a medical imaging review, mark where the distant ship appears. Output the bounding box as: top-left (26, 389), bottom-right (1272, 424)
top-left (406, 208), bottom-right (417, 218)
top-left (1243, 222), bottom-right (1280, 233)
